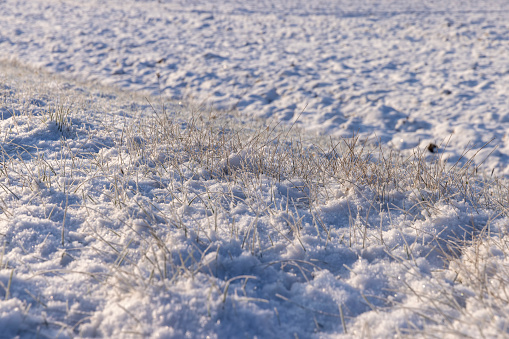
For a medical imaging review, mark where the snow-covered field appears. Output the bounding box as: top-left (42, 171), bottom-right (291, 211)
top-left (1, 0), bottom-right (509, 338)
top-left (2, 0), bottom-right (509, 174)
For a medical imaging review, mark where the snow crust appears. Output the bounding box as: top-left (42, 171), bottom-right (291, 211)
top-left (1, 0), bottom-right (509, 174)
top-left (1, 1), bottom-right (509, 338)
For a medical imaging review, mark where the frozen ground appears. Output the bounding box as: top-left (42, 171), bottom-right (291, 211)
top-left (5, 59), bottom-right (509, 339)
top-left (1, 1), bottom-right (509, 338)
top-left (1, 0), bottom-right (509, 174)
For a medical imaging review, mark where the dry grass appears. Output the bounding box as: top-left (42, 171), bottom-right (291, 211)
top-left (1, 60), bottom-right (509, 337)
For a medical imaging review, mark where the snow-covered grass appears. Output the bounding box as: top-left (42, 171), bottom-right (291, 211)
top-left (1, 60), bottom-right (509, 338)
top-left (3, 0), bottom-right (509, 176)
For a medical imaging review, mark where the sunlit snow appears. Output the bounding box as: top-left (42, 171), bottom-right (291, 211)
top-left (1, 0), bottom-right (509, 338)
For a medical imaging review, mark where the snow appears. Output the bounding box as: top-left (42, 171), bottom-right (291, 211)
top-left (2, 0), bottom-right (509, 174)
top-left (0, 0), bottom-right (509, 338)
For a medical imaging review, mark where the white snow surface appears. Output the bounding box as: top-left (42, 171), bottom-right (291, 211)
top-left (0, 1), bottom-right (509, 338)
top-left (1, 0), bottom-right (509, 174)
